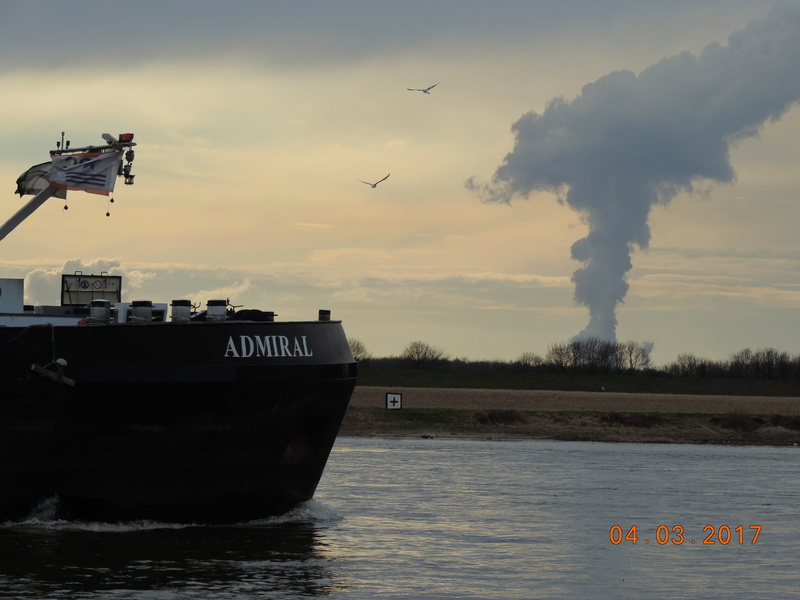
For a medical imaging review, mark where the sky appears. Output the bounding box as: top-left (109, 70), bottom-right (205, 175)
top-left (1, 0), bottom-right (799, 367)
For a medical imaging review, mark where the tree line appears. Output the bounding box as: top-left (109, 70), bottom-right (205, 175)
top-left (347, 337), bottom-right (800, 380)
top-left (666, 347), bottom-right (800, 380)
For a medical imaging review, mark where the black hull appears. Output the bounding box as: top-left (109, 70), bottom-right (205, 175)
top-left (0, 320), bottom-right (357, 523)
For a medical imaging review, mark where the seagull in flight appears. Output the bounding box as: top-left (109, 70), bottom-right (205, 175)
top-left (407, 83), bottom-right (438, 94)
top-left (358, 173), bottom-right (390, 188)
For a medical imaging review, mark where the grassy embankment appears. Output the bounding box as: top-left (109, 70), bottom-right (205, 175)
top-left (339, 368), bottom-right (800, 445)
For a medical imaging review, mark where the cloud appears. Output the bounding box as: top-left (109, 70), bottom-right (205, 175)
top-left (193, 279), bottom-right (253, 306)
top-left (469, 5), bottom-right (800, 342)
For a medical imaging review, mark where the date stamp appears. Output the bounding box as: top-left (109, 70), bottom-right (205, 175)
top-left (609, 525), bottom-right (762, 545)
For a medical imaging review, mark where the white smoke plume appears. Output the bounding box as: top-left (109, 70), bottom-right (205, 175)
top-left (468, 6), bottom-right (800, 342)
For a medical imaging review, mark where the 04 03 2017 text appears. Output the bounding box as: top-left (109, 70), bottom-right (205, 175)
top-left (609, 524), bottom-right (762, 546)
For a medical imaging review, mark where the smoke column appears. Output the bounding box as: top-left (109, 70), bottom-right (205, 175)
top-left (469, 6), bottom-right (800, 342)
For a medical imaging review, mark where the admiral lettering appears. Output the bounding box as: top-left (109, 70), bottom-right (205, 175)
top-left (224, 335), bottom-right (313, 358)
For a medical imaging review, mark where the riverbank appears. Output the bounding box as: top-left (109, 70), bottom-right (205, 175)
top-left (339, 387), bottom-right (800, 445)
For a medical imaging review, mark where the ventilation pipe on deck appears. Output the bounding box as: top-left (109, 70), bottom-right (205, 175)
top-left (170, 299), bottom-right (192, 323)
top-left (130, 300), bottom-right (153, 323)
top-left (206, 299), bottom-right (227, 322)
top-left (90, 299), bottom-right (111, 324)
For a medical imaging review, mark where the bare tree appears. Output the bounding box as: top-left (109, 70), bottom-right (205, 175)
top-left (348, 338), bottom-right (372, 362)
top-left (566, 338), bottom-right (618, 373)
top-left (401, 340), bottom-right (450, 369)
top-left (620, 340), bottom-right (650, 372)
top-left (727, 348), bottom-right (755, 378)
top-left (545, 342), bottom-right (570, 372)
top-left (666, 353), bottom-right (713, 377)
top-left (516, 351), bottom-right (544, 369)
top-left (545, 338), bottom-right (655, 374)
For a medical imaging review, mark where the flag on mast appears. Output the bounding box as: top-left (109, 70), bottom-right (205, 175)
top-left (48, 149), bottom-right (123, 196)
top-left (15, 162), bottom-right (67, 199)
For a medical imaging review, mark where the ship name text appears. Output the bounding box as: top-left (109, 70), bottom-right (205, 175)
top-left (224, 335), bottom-right (313, 358)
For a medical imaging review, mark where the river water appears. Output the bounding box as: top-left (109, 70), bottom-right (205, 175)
top-left (1, 437), bottom-right (797, 599)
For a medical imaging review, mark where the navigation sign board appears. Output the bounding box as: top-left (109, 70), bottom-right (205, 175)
top-left (386, 393), bottom-right (403, 410)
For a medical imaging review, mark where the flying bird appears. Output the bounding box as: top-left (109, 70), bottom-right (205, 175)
top-left (407, 83), bottom-right (438, 94)
top-left (358, 173), bottom-right (390, 188)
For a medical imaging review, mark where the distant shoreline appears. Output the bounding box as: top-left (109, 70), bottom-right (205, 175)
top-left (339, 387), bottom-right (800, 445)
